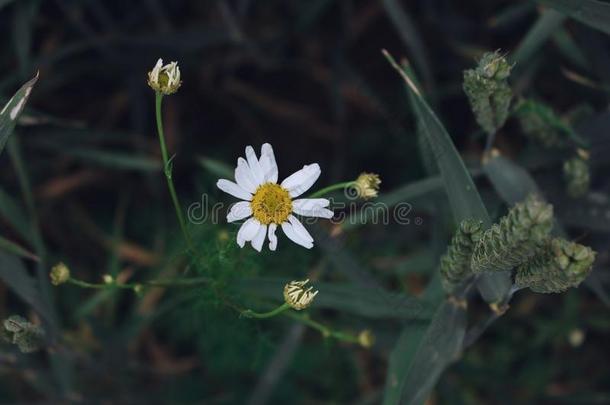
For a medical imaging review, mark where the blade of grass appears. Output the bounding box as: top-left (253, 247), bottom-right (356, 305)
top-left (383, 49), bottom-right (511, 303)
top-left (0, 235), bottom-right (39, 262)
top-left (0, 186), bottom-right (34, 243)
top-left (7, 135), bottom-right (74, 396)
top-left (383, 50), bottom-right (490, 227)
top-left (0, 252), bottom-right (52, 323)
top-left (59, 147), bottom-right (161, 172)
top-left (511, 9), bottom-right (566, 66)
top-left (198, 156), bottom-right (234, 179)
top-left (0, 72), bottom-right (38, 155)
top-left (382, 0), bottom-right (434, 93)
top-left (396, 300), bottom-right (467, 404)
top-left (536, 0), bottom-right (610, 36)
top-left (483, 153), bottom-right (541, 205)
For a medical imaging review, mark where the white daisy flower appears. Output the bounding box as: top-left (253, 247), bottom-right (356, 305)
top-left (216, 143), bottom-right (333, 251)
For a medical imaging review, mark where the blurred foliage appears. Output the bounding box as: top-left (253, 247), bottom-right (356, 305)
top-left (0, 0), bottom-right (609, 404)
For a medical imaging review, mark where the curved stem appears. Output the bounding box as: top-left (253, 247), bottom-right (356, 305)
top-left (284, 312), bottom-right (359, 344)
top-left (309, 181), bottom-right (355, 198)
top-left (241, 303), bottom-right (291, 319)
top-left (155, 92), bottom-right (194, 253)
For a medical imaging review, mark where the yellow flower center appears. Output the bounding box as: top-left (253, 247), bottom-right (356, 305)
top-left (251, 183), bottom-right (292, 225)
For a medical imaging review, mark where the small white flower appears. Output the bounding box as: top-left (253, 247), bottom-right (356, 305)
top-left (216, 143), bottom-right (333, 251)
top-left (147, 58), bottom-right (182, 95)
top-left (283, 279), bottom-right (318, 310)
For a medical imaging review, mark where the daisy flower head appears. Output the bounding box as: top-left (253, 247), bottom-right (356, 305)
top-left (216, 144), bottom-right (333, 251)
top-left (147, 58), bottom-right (182, 95)
top-left (283, 279), bottom-right (318, 310)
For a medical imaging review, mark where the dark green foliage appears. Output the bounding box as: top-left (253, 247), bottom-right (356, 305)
top-left (516, 238), bottom-right (596, 293)
top-left (563, 153), bottom-right (591, 198)
top-left (440, 219), bottom-right (484, 293)
top-left (463, 51), bottom-right (513, 135)
top-left (471, 195), bottom-right (553, 274)
top-left (2, 315), bottom-right (45, 353)
top-left (514, 98), bottom-right (573, 148)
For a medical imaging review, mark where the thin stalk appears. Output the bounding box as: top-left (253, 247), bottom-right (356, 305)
top-left (155, 92), bottom-right (194, 252)
top-left (484, 129), bottom-right (497, 155)
top-left (241, 303), bottom-right (291, 319)
top-left (285, 312), bottom-right (359, 344)
top-left (67, 275), bottom-right (209, 290)
top-left (309, 181), bottom-right (354, 198)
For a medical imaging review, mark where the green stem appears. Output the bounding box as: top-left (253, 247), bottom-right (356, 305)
top-left (241, 303), bottom-right (290, 319)
top-left (67, 276), bottom-right (209, 290)
top-left (309, 181), bottom-right (355, 198)
top-left (284, 312), bottom-right (359, 344)
top-left (155, 92), bottom-right (194, 253)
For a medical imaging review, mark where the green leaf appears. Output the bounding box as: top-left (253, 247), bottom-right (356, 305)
top-left (0, 186), bottom-right (34, 243)
top-left (395, 300), bottom-right (467, 405)
top-left (382, 0), bottom-right (434, 92)
top-left (239, 277), bottom-right (432, 320)
top-left (536, 0), bottom-right (610, 36)
top-left (383, 50), bottom-right (511, 303)
top-left (0, 72), bottom-right (38, 155)
top-left (483, 154), bottom-right (541, 205)
top-left (0, 235), bottom-right (38, 262)
top-left (61, 147), bottom-right (161, 171)
top-left (383, 275), bottom-right (444, 405)
top-left (383, 321), bottom-right (430, 405)
top-left (383, 50), bottom-right (490, 228)
top-left (198, 156), bottom-right (234, 179)
top-left (0, 253), bottom-right (53, 325)
top-left (511, 9), bottom-right (566, 66)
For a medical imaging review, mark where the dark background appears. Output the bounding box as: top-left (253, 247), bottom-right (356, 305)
top-left (0, 0), bottom-right (609, 403)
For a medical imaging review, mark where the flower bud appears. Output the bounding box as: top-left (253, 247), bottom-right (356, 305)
top-left (358, 329), bottom-right (375, 348)
top-left (283, 279), bottom-right (318, 310)
top-left (563, 152), bottom-right (590, 198)
top-left (354, 173), bottom-right (381, 199)
top-left (50, 262), bottom-right (70, 286)
top-left (103, 274), bottom-right (114, 284)
top-left (147, 58), bottom-right (182, 95)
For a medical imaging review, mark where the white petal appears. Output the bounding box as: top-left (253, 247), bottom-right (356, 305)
top-left (235, 158), bottom-right (258, 193)
top-left (260, 143), bottom-right (278, 183)
top-left (268, 223), bottom-right (278, 251)
top-left (292, 198), bottom-right (333, 218)
top-left (280, 163), bottom-right (321, 197)
top-left (245, 146), bottom-right (265, 185)
top-left (227, 201), bottom-right (252, 223)
top-left (217, 179), bottom-right (252, 201)
top-left (288, 215), bottom-right (314, 243)
top-left (281, 221), bottom-right (313, 249)
top-left (251, 224), bottom-right (267, 252)
top-left (236, 218), bottom-right (261, 248)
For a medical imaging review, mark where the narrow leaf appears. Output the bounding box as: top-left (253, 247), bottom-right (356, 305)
top-left (0, 72), bottom-right (38, 155)
top-left (511, 9), bottom-right (566, 66)
top-left (198, 156), bottom-right (234, 179)
top-left (0, 253), bottom-right (53, 325)
top-left (0, 235), bottom-right (38, 262)
top-left (383, 50), bottom-right (511, 303)
top-left (397, 300), bottom-right (467, 404)
top-left (383, 50), bottom-right (491, 227)
top-left (536, 0), bottom-right (610, 36)
top-left (483, 153), bottom-right (541, 205)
